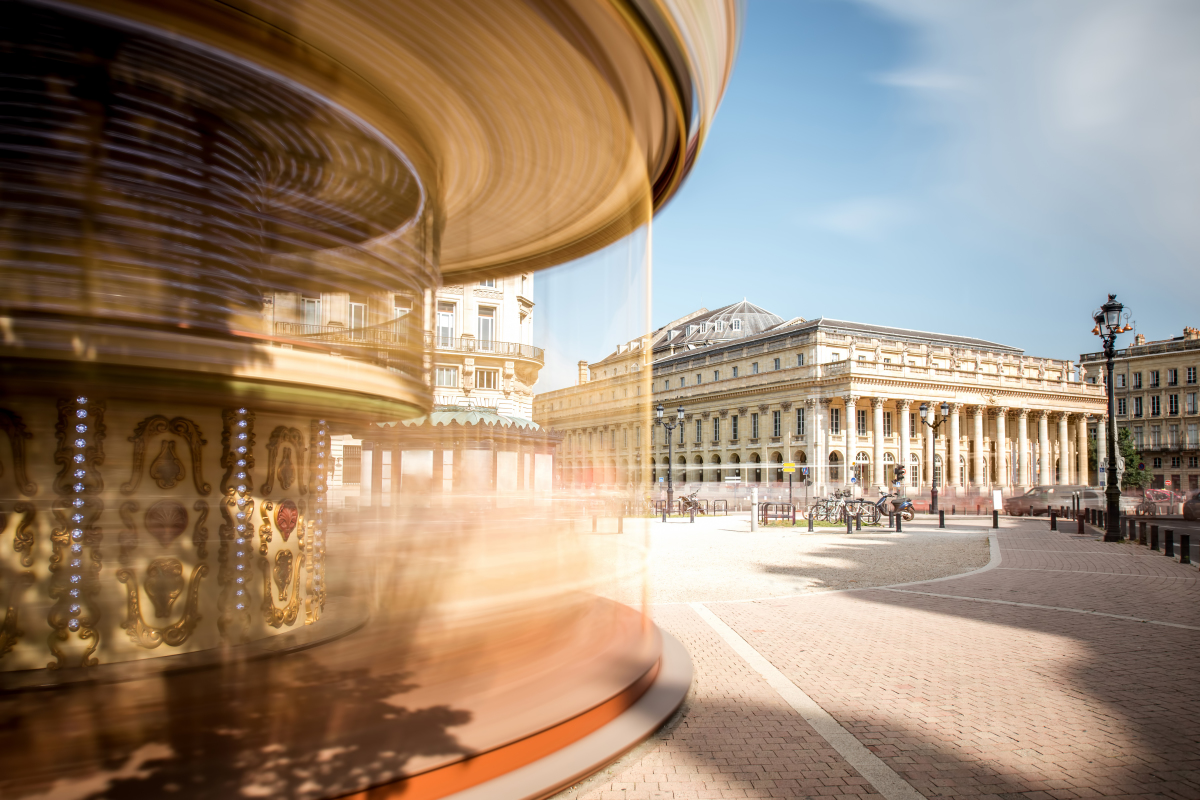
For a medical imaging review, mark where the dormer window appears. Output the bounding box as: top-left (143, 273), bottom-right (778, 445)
top-left (716, 320), bottom-right (725, 332)
top-left (731, 319), bottom-right (742, 331)
top-left (686, 325), bottom-right (698, 336)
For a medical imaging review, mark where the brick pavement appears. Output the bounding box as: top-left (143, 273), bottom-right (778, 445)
top-left (571, 520), bottom-right (1200, 800)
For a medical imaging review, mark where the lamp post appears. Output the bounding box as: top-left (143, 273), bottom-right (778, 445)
top-left (1092, 294), bottom-right (1133, 541)
top-left (918, 401), bottom-right (951, 512)
top-left (656, 403), bottom-right (685, 511)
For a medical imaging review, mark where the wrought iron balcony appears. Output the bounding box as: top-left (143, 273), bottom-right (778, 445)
top-left (272, 321), bottom-right (544, 366)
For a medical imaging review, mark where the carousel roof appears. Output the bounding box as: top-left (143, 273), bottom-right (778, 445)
top-left (375, 405), bottom-right (541, 430)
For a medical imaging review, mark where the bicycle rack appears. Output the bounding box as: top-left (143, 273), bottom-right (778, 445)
top-left (760, 503), bottom-right (797, 526)
top-left (712, 499), bottom-right (729, 516)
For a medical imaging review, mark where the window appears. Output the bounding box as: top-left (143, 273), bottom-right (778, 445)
top-left (663, 426), bottom-right (669, 445)
top-left (1150, 370), bottom-right (1160, 387)
top-left (732, 366), bottom-right (739, 378)
top-left (773, 410), bottom-right (781, 437)
top-left (1134, 372), bottom-right (1143, 389)
top-left (679, 377), bottom-right (685, 388)
top-left (694, 373), bottom-right (702, 385)
top-left (349, 301), bottom-right (366, 334)
top-left (716, 320), bottom-right (725, 332)
top-left (695, 419), bottom-right (702, 443)
top-left (678, 425), bottom-right (684, 445)
top-left (435, 366), bottom-right (458, 387)
top-left (476, 368), bottom-right (498, 389)
top-left (1189, 367), bottom-right (1197, 384)
top-left (712, 417), bottom-right (719, 441)
top-left (636, 427), bottom-right (641, 447)
top-left (623, 429), bottom-right (628, 449)
top-left (883, 411), bottom-right (893, 437)
top-left (732, 319), bottom-right (742, 331)
top-left (1151, 425), bottom-right (1161, 446)
top-left (1135, 396), bottom-right (1143, 417)
top-left (732, 415), bottom-right (739, 440)
top-left (856, 409), bottom-right (867, 436)
top-left (830, 408), bottom-right (841, 435)
top-left (714, 370), bottom-right (720, 381)
top-left (796, 407), bottom-right (805, 436)
top-left (1152, 396), bottom-right (1162, 416)
top-left (1118, 398), bottom-right (1127, 416)
top-left (1153, 457), bottom-right (1162, 469)
top-left (302, 297), bottom-right (322, 326)
top-left (910, 413), bottom-right (917, 435)
top-left (773, 358), bottom-right (781, 371)
top-left (477, 306), bottom-right (495, 349)
top-left (436, 302), bottom-right (455, 346)
top-left (1116, 374), bottom-right (1126, 388)
top-left (1189, 393), bottom-right (1198, 414)
top-left (1190, 456), bottom-right (1199, 469)
top-left (1169, 424), bottom-right (1179, 446)
top-left (751, 413), bottom-right (760, 439)
top-left (611, 431), bottom-right (616, 450)
top-left (797, 353), bottom-right (805, 366)
top-left (1190, 424), bottom-right (1199, 446)
top-left (910, 454), bottom-right (919, 487)
top-left (1171, 456), bottom-right (1181, 468)
top-left (1169, 394), bottom-right (1179, 415)
top-left (1168, 368), bottom-right (1178, 386)
top-left (479, 279), bottom-right (496, 288)
top-left (1133, 426), bottom-right (1143, 449)
top-left (751, 362), bottom-right (759, 374)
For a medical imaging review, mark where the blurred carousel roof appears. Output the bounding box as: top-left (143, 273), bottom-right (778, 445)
top-left (377, 405), bottom-right (542, 430)
top-left (69, 0), bottom-right (741, 280)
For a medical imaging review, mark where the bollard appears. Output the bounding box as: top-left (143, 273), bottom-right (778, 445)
top-left (1099, 510), bottom-right (1106, 529)
top-left (952, 505), bottom-right (956, 515)
top-left (1077, 513), bottom-right (1084, 535)
top-left (618, 516), bottom-right (624, 534)
top-left (1165, 529), bottom-right (1174, 558)
top-left (846, 508), bottom-right (852, 534)
top-left (1139, 521), bottom-right (1147, 546)
top-left (938, 509), bottom-right (945, 529)
top-left (896, 511), bottom-right (903, 532)
top-left (592, 515), bottom-right (597, 532)
top-left (993, 509), bottom-right (999, 529)
top-left (690, 507), bottom-right (695, 524)
top-left (807, 511), bottom-right (814, 532)
top-left (855, 511), bottom-right (862, 531)
top-left (1151, 525), bottom-right (1159, 551)
top-left (1050, 512), bottom-right (1057, 531)
top-left (751, 488), bottom-right (758, 532)
top-left (889, 511), bottom-right (894, 529)
top-left (1181, 534), bottom-right (1192, 565)
top-left (662, 506), bottom-right (667, 523)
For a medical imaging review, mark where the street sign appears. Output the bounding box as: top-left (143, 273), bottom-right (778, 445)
top-left (782, 462), bottom-right (795, 468)
top-left (658, 477), bottom-right (664, 483)
top-left (782, 466), bottom-right (795, 473)
top-left (724, 476), bottom-right (741, 483)
top-left (801, 467), bottom-right (809, 476)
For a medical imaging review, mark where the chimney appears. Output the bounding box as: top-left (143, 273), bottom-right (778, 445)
top-left (1134, 333), bottom-right (1146, 345)
top-left (1184, 327), bottom-right (1200, 341)
top-left (577, 360), bottom-right (589, 385)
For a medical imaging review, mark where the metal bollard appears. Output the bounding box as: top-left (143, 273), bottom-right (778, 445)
top-left (1181, 534), bottom-right (1192, 565)
top-left (889, 511), bottom-right (894, 529)
top-left (1151, 525), bottom-right (1159, 551)
top-left (952, 505), bottom-right (956, 515)
top-left (993, 509), bottom-right (999, 529)
top-left (1165, 529), bottom-right (1174, 558)
top-left (1077, 513), bottom-right (1084, 535)
top-left (855, 511), bottom-right (862, 531)
top-left (1050, 512), bottom-right (1057, 531)
top-left (939, 509), bottom-right (945, 529)
top-left (690, 507), bottom-right (695, 524)
top-left (808, 513), bottom-right (814, 532)
top-left (846, 509), bottom-right (852, 534)
top-left (1139, 520), bottom-right (1147, 545)
top-left (661, 506), bottom-right (667, 523)
top-left (896, 511), bottom-right (902, 532)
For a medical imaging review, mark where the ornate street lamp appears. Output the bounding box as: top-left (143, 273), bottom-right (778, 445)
top-left (918, 401), bottom-right (951, 512)
top-left (655, 403), bottom-right (685, 510)
top-left (1092, 294), bottom-right (1133, 541)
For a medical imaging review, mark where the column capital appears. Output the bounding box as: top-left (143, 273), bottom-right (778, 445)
top-left (994, 406), bottom-right (1010, 416)
top-left (818, 397), bottom-right (833, 408)
top-left (700, 410), bottom-right (710, 419)
top-left (736, 406), bottom-right (748, 415)
top-left (971, 404), bottom-right (986, 416)
top-left (896, 398), bottom-right (912, 410)
top-left (871, 397), bottom-right (886, 409)
top-left (805, 397), bottom-right (819, 410)
top-left (780, 401), bottom-right (793, 411)
top-left (757, 404), bottom-right (771, 413)
top-left (719, 408), bottom-right (729, 418)
top-left (1018, 408), bottom-right (1030, 419)
top-left (842, 394), bottom-right (859, 405)
top-left (948, 401), bottom-right (963, 412)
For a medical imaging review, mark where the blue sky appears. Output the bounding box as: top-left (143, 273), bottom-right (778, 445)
top-left (536, 0), bottom-right (1200, 391)
top-left (650, 0), bottom-right (1200, 360)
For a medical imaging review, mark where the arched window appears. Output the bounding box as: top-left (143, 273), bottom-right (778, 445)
top-left (730, 452), bottom-right (741, 479)
top-left (829, 451), bottom-right (841, 482)
top-left (854, 451), bottom-right (871, 486)
top-left (883, 452), bottom-right (895, 485)
top-left (933, 454), bottom-right (943, 488)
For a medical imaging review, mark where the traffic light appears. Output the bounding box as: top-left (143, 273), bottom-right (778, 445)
top-left (893, 465), bottom-right (906, 484)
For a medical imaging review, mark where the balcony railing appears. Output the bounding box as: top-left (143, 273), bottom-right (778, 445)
top-left (272, 321), bottom-right (544, 366)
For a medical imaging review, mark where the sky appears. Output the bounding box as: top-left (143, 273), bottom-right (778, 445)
top-left (535, 0), bottom-right (1200, 391)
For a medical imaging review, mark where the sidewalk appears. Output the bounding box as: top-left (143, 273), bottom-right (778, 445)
top-left (567, 519), bottom-right (1200, 800)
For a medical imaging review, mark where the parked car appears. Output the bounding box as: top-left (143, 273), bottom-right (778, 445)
top-left (1183, 490), bottom-right (1200, 521)
top-left (1004, 485), bottom-right (1137, 516)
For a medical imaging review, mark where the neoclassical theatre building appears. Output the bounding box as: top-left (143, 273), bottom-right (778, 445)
top-left (535, 302), bottom-right (1108, 497)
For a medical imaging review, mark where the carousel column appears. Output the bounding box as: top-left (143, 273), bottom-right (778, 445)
top-left (1038, 410), bottom-right (1051, 487)
top-left (973, 406), bottom-right (985, 489)
top-left (1017, 409), bottom-right (1030, 489)
top-left (995, 408), bottom-right (1009, 489)
top-left (872, 397), bottom-right (886, 493)
top-left (1058, 413), bottom-right (1071, 485)
top-left (898, 399), bottom-right (912, 494)
top-left (949, 403), bottom-right (962, 495)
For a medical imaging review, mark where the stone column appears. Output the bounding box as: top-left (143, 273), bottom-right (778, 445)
top-left (843, 395), bottom-right (857, 490)
top-left (924, 413), bottom-right (934, 490)
top-left (948, 403), bottom-right (962, 493)
top-left (973, 406), bottom-right (985, 489)
top-left (995, 408), bottom-right (1008, 488)
top-left (1077, 414), bottom-right (1090, 485)
top-left (898, 399), bottom-right (912, 494)
top-left (1058, 413), bottom-right (1071, 485)
top-left (872, 397), bottom-right (886, 492)
top-left (1038, 410), bottom-right (1051, 487)
top-left (806, 399), bottom-right (820, 492)
top-left (1017, 409), bottom-right (1030, 489)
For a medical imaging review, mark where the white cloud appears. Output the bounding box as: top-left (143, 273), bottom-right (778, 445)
top-left (856, 0), bottom-right (1200, 280)
top-left (808, 197), bottom-right (911, 238)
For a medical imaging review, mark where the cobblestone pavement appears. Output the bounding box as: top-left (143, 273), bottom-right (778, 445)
top-left (563, 519), bottom-right (1200, 800)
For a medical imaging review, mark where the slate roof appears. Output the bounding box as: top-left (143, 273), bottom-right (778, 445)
top-left (651, 300), bottom-right (787, 352)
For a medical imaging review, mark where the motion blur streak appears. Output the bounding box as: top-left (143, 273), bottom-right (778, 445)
top-left (0, 0), bottom-right (737, 798)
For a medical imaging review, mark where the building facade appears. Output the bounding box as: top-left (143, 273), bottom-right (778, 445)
top-left (1080, 327), bottom-right (1200, 492)
top-left (536, 302), bottom-right (1108, 497)
top-left (267, 273), bottom-right (542, 419)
